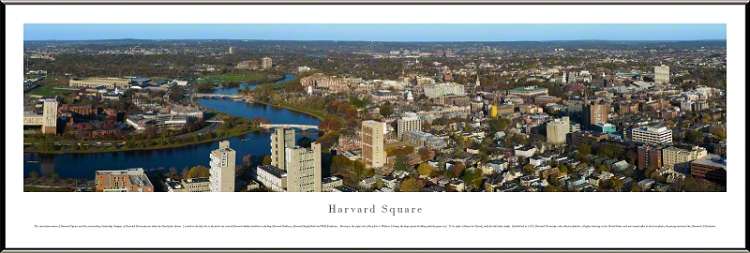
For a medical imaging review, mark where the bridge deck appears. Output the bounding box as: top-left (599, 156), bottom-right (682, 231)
top-left (259, 123), bottom-right (319, 130)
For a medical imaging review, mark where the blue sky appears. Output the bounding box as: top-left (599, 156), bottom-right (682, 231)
top-left (24, 24), bottom-right (726, 41)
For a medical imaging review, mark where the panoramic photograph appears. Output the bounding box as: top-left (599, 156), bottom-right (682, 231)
top-left (22, 24), bottom-right (727, 192)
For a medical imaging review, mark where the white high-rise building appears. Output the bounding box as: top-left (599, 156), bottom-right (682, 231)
top-left (271, 128), bottom-right (296, 170)
top-left (209, 140), bottom-right (236, 192)
top-left (397, 112), bottom-right (421, 139)
top-left (285, 142), bottom-right (322, 192)
top-left (261, 57), bottom-right (273, 70)
top-left (362, 120), bottom-right (386, 168)
top-left (654, 64), bottom-right (670, 85)
top-left (546, 116), bottom-right (570, 145)
top-left (631, 125), bottom-right (673, 145)
top-left (42, 99), bottom-right (58, 135)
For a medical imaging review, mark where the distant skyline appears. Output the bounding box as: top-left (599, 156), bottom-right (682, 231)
top-left (25, 24), bottom-right (726, 42)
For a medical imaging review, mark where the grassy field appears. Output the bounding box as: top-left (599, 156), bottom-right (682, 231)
top-left (27, 83), bottom-right (73, 97)
top-left (27, 76), bottom-right (74, 97)
top-left (196, 72), bottom-right (270, 85)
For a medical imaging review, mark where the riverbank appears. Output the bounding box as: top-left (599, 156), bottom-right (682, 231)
top-left (24, 132), bottom-right (259, 155)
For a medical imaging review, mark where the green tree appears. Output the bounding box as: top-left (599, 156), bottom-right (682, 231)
top-left (578, 143), bottom-right (592, 156)
top-left (557, 164), bottom-right (569, 175)
top-left (544, 185), bottom-right (563, 192)
top-left (488, 117), bottom-right (511, 132)
top-left (349, 96), bottom-right (369, 109)
top-left (611, 177), bottom-right (625, 192)
top-left (522, 164), bottom-right (536, 175)
top-left (394, 155), bottom-right (410, 172)
top-left (399, 177), bottom-right (423, 192)
top-left (379, 102), bottom-right (393, 118)
top-left (417, 162), bottom-right (434, 177)
top-left (710, 127), bottom-right (726, 140)
top-left (461, 169), bottom-right (484, 190)
top-left (596, 164), bottom-right (609, 173)
top-left (451, 134), bottom-right (466, 157)
top-left (261, 155), bottom-right (272, 165)
top-left (685, 130), bottom-right (704, 145)
top-left (185, 165), bottom-right (210, 179)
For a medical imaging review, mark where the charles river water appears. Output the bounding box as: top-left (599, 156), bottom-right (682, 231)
top-left (23, 74), bottom-right (322, 180)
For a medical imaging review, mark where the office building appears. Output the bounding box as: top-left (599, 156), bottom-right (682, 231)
top-left (42, 99), bottom-right (58, 134)
top-left (322, 176), bottom-right (344, 192)
top-left (507, 86), bottom-right (549, 99)
top-left (95, 168), bottom-right (154, 192)
top-left (423, 82), bottom-right (465, 98)
top-left (209, 140), bottom-right (236, 192)
top-left (69, 77), bottom-right (131, 89)
top-left (362, 120), bottom-right (386, 168)
top-left (255, 165), bottom-right (288, 192)
top-left (299, 73), bottom-right (352, 93)
top-left (546, 116), bottom-right (570, 145)
top-left (690, 155), bottom-right (726, 184)
top-left (662, 146), bottom-right (708, 171)
top-left (632, 125), bottom-right (673, 145)
top-left (583, 103), bottom-right (610, 128)
top-left (397, 112), bottom-right (421, 139)
top-left (261, 57), bottom-right (273, 70)
top-left (637, 145), bottom-right (663, 171)
top-left (181, 177), bottom-right (211, 192)
top-left (654, 64), bottom-right (670, 85)
top-left (285, 142), bottom-right (322, 192)
top-left (403, 130), bottom-right (448, 150)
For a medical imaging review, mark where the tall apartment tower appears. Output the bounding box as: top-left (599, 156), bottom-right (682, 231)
top-left (397, 112), bottom-right (421, 139)
top-left (654, 64), bottom-right (670, 85)
top-left (285, 142), bottom-right (322, 192)
top-left (209, 140), bottom-right (236, 192)
top-left (42, 99), bottom-right (58, 135)
top-left (583, 102), bottom-right (609, 128)
top-left (637, 145), bottom-right (663, 171)
top-left (546, 116), bottom-right (570, 145)
top-left (261, 57), bottom-right (273, 70)
top-left (361, 120), bottom-right (386, 168)
top-left (271, 128), bottom-right (296, 171)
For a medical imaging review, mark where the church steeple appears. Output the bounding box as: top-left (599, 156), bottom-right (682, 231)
top-left (475, 69), bottom-right (481, 87)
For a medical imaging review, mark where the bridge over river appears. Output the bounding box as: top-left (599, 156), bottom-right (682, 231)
top-left (194, 93), bottom-right (243, 99)
top-left (259, 123), bottom-right (319, 130)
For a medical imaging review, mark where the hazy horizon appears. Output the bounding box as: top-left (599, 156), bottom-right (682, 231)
top-left (25, 24), bottom-right (726, 42)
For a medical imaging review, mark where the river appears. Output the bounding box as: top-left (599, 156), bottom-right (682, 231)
top-left (23, 73), bottom-right (320, 180)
